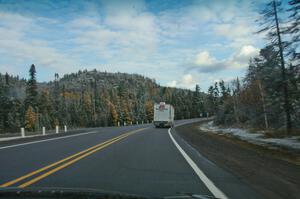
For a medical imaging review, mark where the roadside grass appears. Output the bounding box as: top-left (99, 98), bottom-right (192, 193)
top-left (217, 122), bottom-right (300, 139)
top-left (263, 129), bottom-right (300, 139)
top-left (195, 121), bottom-right (300, 165)
top-left (196, 125), bottom-right (300, 166)
top-left (247, 128), bottom-right (264, 134)
top-left (263, 130), bottom-right (288, 138)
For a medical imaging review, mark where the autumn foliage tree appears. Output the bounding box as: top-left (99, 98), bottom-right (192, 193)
top-left (109, 102), bottom-right (119, 126)
top-left (25, 105), bottom-right (36, 131)
top-left (145, 100), bottom-right (153, 122)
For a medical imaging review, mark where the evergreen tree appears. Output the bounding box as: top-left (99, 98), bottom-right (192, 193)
top-left (7, 99), bottom-right (22, 132)
top-left (0, 80), bottom-right (10, 133)
top-left (257, 0), bottom-right (292, 132)
top-left (232, 77), bottom-right (241, 124)
top-left (192, 84), bottom-right (201, 117)
top-left (25, 64), bottom-right (38, 110)
top-left (206, 86), bottom-right (216, 115)
top-left (52, 73), bottom-right (61, 125)
top-left (38, 90), bottom-right (52, 129)
top-left (285, 0), bottom-right (300, 61)
top-left (5, 73), bottom-right (9, 85)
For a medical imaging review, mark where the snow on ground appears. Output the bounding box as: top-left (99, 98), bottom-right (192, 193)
top-left (200, 121), bottom-right (300, 151)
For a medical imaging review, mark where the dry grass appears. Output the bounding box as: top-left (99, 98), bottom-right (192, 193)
top-left (205, 129), bottom-right (300, 165)
top-left (263, 129), bottom-right (300, 138)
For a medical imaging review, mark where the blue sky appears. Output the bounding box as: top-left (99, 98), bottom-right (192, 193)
top-left (0, 0), bottom-right (270, 90)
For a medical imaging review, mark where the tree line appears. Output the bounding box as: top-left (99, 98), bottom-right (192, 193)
top-left (0, 66), bottom-right (205, 133)
top-left (206, 0), bottom-right (299, 134)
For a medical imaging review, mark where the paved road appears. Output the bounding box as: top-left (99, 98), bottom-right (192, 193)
top-left (0, 119), bottom-right (262, 198)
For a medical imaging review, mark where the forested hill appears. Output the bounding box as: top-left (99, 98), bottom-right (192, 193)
top-left (0, 68), bottom-right (205, 133)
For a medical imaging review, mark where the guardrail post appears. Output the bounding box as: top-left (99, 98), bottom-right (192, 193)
top-left (56, 125), bottom-right (59, 134)
top-left (21, 128), bottom-right (25, 138)
top-left (42, 127), bottom-right (46, 135)
top-left (64, 125), bottom-right (67, 133)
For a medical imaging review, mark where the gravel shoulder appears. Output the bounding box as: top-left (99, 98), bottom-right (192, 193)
top-left (175, 121), bottom-right (300, 199)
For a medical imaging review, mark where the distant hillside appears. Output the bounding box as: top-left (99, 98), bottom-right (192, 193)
top-left (0, 69), bottom-right (205, 133)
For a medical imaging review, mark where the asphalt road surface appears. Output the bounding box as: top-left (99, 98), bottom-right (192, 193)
top-left (0, 119), bottom-right (265, 199)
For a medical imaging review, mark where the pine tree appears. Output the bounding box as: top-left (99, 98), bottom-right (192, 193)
top-left (219, 80), bottom-right (229, 104)
top-left (38, 90), bottom-right (52, 129)
top-left (61, 84), bottom-right (69, 126)
top-left (7, 99), bottom-right (22, 132)
top-left (285, 0), bottom-right (300, 61)
top-left (257, 0), bottom-right (292, 132)
top-left (53, 73), bottom-right (61, 125)
top-left (5, 73), bottom-right (9, 85)
top-left (25, 64), bottom-right (38, 110)
top-left (243, 46), bottom-right (284, 128)
top-left (0, 80), bottom-right (10, 133)
top-left (206, 86), bottom-right (216, 115)
top-left (192, 84), bottom-right (201, 117)
top-left (232, 77), bottom-right (241, 124)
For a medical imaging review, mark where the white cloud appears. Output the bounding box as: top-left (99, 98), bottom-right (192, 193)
top-left (239, 45), bottom-right (259, 57)
top-left (0, 0), bottom-right (263, 90)
top-left (213, 18), bottom-right (262, 49)
top-left (68, 10), bottom-right (159, 61)
top-left (167, 74), bottom-right (197, 89)
top-left (181, 74), bottom-right (195, 86)
top-left (214, 23), bottom-right (249, 40)
top-left (68, 17), bottom-right (100, 28)
top-left (0, 12), bottom-right (78, 75)
top-left (195, 51), bottom-right (216, 66)
top-left (190, 45), bottom-right (259, 73)
top-left (167, 80), bottom-right (177, 87)
top-left (233, 45), bottom-right (259, 63)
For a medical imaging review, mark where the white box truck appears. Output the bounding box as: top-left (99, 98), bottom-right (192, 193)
top-left (153, 102), bottom-right (174, 128)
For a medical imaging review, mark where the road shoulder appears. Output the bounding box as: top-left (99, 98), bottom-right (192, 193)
top-left (174, 121), bottom-right (300, 199)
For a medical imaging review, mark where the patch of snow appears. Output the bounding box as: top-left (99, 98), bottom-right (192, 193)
top-left (199, 121), bottom-right (300, 151)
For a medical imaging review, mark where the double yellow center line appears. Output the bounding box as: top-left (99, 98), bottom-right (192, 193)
top-left (0, 128), bottom-right (146, 188)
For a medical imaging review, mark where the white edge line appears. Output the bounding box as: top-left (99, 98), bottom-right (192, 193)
top-left (168, 128), bottom-right (228, 199)
top-left (0, 130), bottom-right (101, 150)
top-left (0, 134), bottom-right (40, 142)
